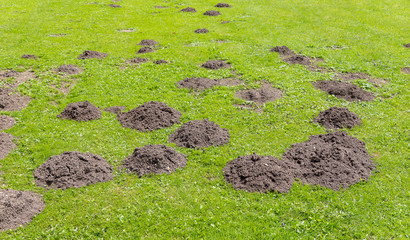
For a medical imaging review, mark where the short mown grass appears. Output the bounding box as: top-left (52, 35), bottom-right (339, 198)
top-left (0, 0), bottom-right (409, 239)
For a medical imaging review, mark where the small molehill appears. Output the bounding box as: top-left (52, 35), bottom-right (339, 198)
top-left (169, 119), bottom-right (230, 148)
top-left (57, 101), bottom-right (101, 122)
top-left (121, 144), bottom-right (187, 177)
top-left (0, 88), bottom-right (31, 111)
top-left (104, 106), bottom-right (126, 114)
top-left (154, 59), bottom-right (168, 64)
top-left (138, 39), bottom-right (158, 46)
top-left (176, 78), bottom-right (219, 90)
top-left (78, 50), bottom-right (107, 59)
top-left (34, 151), bottom-right (113, 189)
top-left (201, 60), bottom-right (231, 70)
top-left (313, 81), bottom-right (375, 102)
top-left (109, 4), bottom-right (121, 7)
top-left (204, 10), bottom-right (221, 16)
top-left (270, 46), bottom-right (295, 55)
top-left (404, 43), bottom-right (410, 48)
top-left (223, 154), bottom-right (295, 193)
top-left (0, 189), bottom-right (45, 231)
top-left (56, 65), bottom-right (83, 75)
top-left (283, 131), bottom-right (375, 190)
top-left (195, 28), bottom-right (209, 33)
top-left (0, 133), bottom-right (16, 160)
top-left (180, 7), bottom-right (196, 12)
top-left (128, 57), bottom-right (149, 64)
top-left (21, 55), bottom-right (36, 59)
top-left (235, 81), bottom-right (282, 105)
top-left (313, 107), bottom-right (362, 130)
top-left (0, 115), bottom-right (15, 130)
top-left (0, 70), bottom-right (19, 78)
top-left (401, 67), bottom-right (410, 74)
top-left (215, 3), bottom-right (231, 7)
top-left (117, 101), bottom-right (181, 131)
top-left (137, 47), bottom-right (154, 54)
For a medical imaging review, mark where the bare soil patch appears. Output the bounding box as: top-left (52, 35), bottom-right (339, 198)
top-left (313, 107), bottom-right (362, 130)
top-left (195, 28), bottom-right (209, 33)
top-left (0, 133), bottom-right (16, 160)
top-left (235, 81), bottom-right (282, 105)
top-left (21, 55), bottom-right (36, 59)
top-left (0, 88), bottom-right (31, 111)
top-left (401, 67), bottom-right (410, 74)
top-left (56, 65), bottom-right (83, 75)
top-left (154, 59), bottom-right (168, 64)
top-left (128, 57), bottom-right (149, 64)
top-left (0, 115), bottom-right (15, 130)
top-left (176, 78), bottom-right (219, 90)
top-left (313, 81), bottom-right (375, 102)
top-left (57, 101), bottom-right (101, 122)
top-left (201, 60), bottom-right (231, 70)
top-left (333, 72), bottom-right (387, 86)
top-left (78, 50), bottom-right (107, 59)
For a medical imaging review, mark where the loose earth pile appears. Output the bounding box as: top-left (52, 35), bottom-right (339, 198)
top-left (138, 39), bottom-right (158, 46)
top-left (57, 101), bottom-right (101, 122)
top-left (180, 7), bottom-right (196, 12)
top-left (56, 65), bottom-right (83, 75)
top-left (0, 133), bottom-right (16, 160)
top-left (204, 10), bottom-right (221, 16)
top-left (0, 115), bottom-right (15, 130)
top-left (176, 78), bottom-right (219, 90)
top-left (21, 55), bottom-right (36, 59)
top-left (313, 107), bottom-right (362, 130)
top-left (137, 47), bottom-right (154, 54)
top-left (128, 57), bottom-right (148, 64)
top-left (154, 59), bottom-right (168, 64)
top-left (78, 50), bottom-right (107, 59)
top-left (235, 82), bottom-right (282, 104)
top-left (0, 70), bottom-right (19, 78)
top-left (0, 88), bottom-right (31, 111)
top-left (201, 60), bottom-right (231, 69)
top-left (215, 3), bottom-right (231, 7)
top-left (313, 81), bottom-right (375, 101)
top-left (195, 28), bottom-right (209, 33)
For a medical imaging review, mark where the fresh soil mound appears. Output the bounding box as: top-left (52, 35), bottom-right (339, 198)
top-left (270, 45), bottom-right (295, 55)
top-left (180, 7), bottom-right (196, 12)
top-left (283, 131), bottom-right (375, 190)
top-left (57, 101), bottom-right (101, 122)
top-left (0, 70), bottom-right (19, 78)
top-left (21, 55), bottom-right (36, 59)
top-left (404, 43), bottom-right (410, 48)
top-left (313, 81), bottom-right (375, 102)
top-left (109, 4), bottom-right (121, 7)
top-left (176, 78), bottom-right (219, 90)
top-left (138, 39), bottom-right (158, 46)
top-left (401, 67), bottom-right (410, 74)
top-left (204, 10), bottom-right (221, 16)
top-left (235, 81), bottom-right (282, 104)
top-left (223, 154), bottom-right (295, 193)
top-left (154, 59), bottom-right (168, 64)
top-left (78, 50), bottom-right (107, 59)
top-left (195, 28), bottom-right (209, 33)
top-left (104, 106), bottom-right (126, 114)
top-left (0, 133), bottom-right (16, 160)
top-left (283, 54), bottom-right (312, 66)
top-left (0, 115), bottom-right (15, 130)
top-left (313, 107), bottom-right (362, 130)
top-left (128, 57), bottom-right (149, 64)
top-left (169, 119), bottom-right (230, 148)
top-left (0, 88), bottom-right (31, 111)
top-left (201, 60), bottom-right (231, 69)
top-left (34, 151), bottom-right (113, 189)
top-left (0, 189), bottom-right (45, 231)
top-left (117, 101), bottom-right (181, 131)
top-left (121, 144), bottom-right (187, 177)
top-left (137, 47), bottom-right (154, 54)
top-left (215, 3), bottom-right (231, 7)
top-left (56, 65), bottom-right (83, 75)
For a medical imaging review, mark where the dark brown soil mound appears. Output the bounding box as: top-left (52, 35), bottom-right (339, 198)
top-left (201, 60), bottom-right (231, 69)
top-left (270, 45), bottom-right (295, 55)
top-left (0, 70), bottom-right (19, 78)
top-left (401, 67), bottom-right (410, 74)
top-left (176, 78), bottom-right (219, 90)
top-left (0, 189), bottom-right (45, 231)
top-left (204, 10), bottom-right (221, 16)
top-left (283, 131), bottom-right (375, 190)
top-left (180, 7), bottom-right (196, 12)
top-left (404, 43), bottom-right (410, 48)
top-left (0, 88), bottom-right (31, 111)
top-left (21, 55), bottom-right (36, 59)
top-left (215, 3), bottom-right (231, 7)
top-left (0, 133), bottom-right (16, 160)
top-left (235, 81), bottom-right (282, 105)
top-left (104, 106), bottom-right (126, 114)
top-left (117, 101), bottom-right (181, 131)
top-left (313, 81), bottom-right (375, 102)
top-left (34, 151), bottom-right (113, 189)
top-left (169, 119), bottom-right (230, 148)
top-left (313, 107), bottom-right (362, 130)
top-left (57, 101), bottom-right (101, 122)
top-left (138, 39), bottom-right (158, 46)
top-left (128, 57), bottom-right (149, 64)
top-left (137, 47), bottom-right (154, 54)
top-left (78, 50), bottom-right (107, 59)
top-left (0, 115), bottom-right (15, 130)
top-left (121, 145), bottom-right (187, 177)
top-left (154, 59), bottom-right (168, 64)
top-left (109, 4), bottom-right (121, 7)
top-left (283, 54), bottom-right (312, 65)
top-left (195, 28), bottom-right (209, 33)
top-left (223, 154), bottom-right (295, 193)
top-left (56, 65), bottom-right (83, 75)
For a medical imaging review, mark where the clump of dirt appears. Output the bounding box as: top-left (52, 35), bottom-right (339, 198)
top-left (313, 81), bottom-right (375, 102)
top-left (0, 189), bottom-right (45, 231)
top-left (235, 81), bottom-right (282, 105)
top-left (128, 57), bottom-right (149, 64)
top-left (117, 101), bottom-right (181, 131)
top-left (104, 106), bottom-right (126, 114)
top-left (21, 55), bottom-right (36, 59)
top-left (121, 145), bottom-right (187, 177)
top-left (180, 7), bottom-right (196, 12)
top-left (283, 131), bottom-right (375, 190)
top-left (138, 39), bottom-right (158, 46)
top-left (0, 115), bottom-right (15, 130)
top-left (169, 119), bottom-right (230, 148)
top-left (401, 67), bottom-right (410, 74)
top-left (195, 28), bottom-right (209, 33)
top-left (57, 101), bottom-right (101, 122)
top-left (34, 151), bottom-right (113, 189)
top-left (204, 10), bottom-right (221, 16)
top-left (215, 3), bottom-right (231, 7)
top-left (271, 45), bottom-right (324, 72)
top-left (283, 54), bottom-right (312, 66)
top-left (137, 47), bottom-right (154, 54)
top-left (0, 88), bottom-right (31, 111)
top-left (223, 154), bottom-right (295, 193)
top-left (201, 60), bottom-right (231, 69)
top-left (56, 65), bottom-right (83, 75)
top-left (154, 59), bottom-right (168, 64)
top-left (0, 133), bottom-right (16, 160)
top-left (176, 78), bottom-right (219, 90)
top-left (404, 43), bottom-right (410, 48)
top-left (78, 50), bottom-right (107, 59)
top-left (313, 107), bottom-right (362, 130)
top-left (109, 4), bottom-right (121, 7)
top-left (270, 46), bottom-right (295, 55)
top-left (0, 70), bottom-right (19, 78)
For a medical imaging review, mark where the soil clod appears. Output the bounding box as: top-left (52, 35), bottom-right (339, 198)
top-left (180, 7), bottom-right (196, 12)
top-left (313, 107), bottom-right (362, 130)
top-left (0, 70), bottom-right (19, 78)
top-left (313, 81), bottom-right (375, 102)
top-left (404, 43), bottom-right (410, 48)
top-left (104, 106), bottom-right (126, 114)
top-left (235, 81), bottom-right (282, 105)
top-left (154, 59), bottom-right (168, 64)
top-left (204, 10), bottom-right (221, 16)
top-left (0, 133), bottom-right (16, 160)
top-left (195, 28), bottom-right (209, 33)
top-left (270, 46), bottom-right (295, 55)
top-left (57, 101), bottom-right (101, 122)
top-left (201, 60), bottom-right (231, 70)
top-left (215, 3), bottom-right (231, 7)
top-left (137, 47), bottom-right (154, 54)
top-left (56, 65), bottom-right (83, 75)
top-left (138, 39), bottom-right (159, 46)
top-left (0, 115), bottom-right (15, 130)
top-left (78, 50), bottom-right (107, 59)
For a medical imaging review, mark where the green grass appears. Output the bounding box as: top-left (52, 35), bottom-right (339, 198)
top-left (0, 0), bottom-right (409, 239)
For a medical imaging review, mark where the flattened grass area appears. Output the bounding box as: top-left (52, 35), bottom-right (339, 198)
top-left (0, 0), bottom-right (409, 238)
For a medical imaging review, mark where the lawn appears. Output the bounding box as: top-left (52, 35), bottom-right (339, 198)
top-left (0, 0), bottom-right (409, 239)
